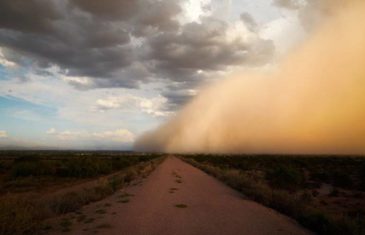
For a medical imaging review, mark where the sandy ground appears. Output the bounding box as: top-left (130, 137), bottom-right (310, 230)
top-left (50, 156), bottom-right (312, 235)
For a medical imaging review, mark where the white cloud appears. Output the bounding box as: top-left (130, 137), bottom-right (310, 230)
top-left (60, 75), bottom-right (93, 87)
top-left (92, 129), bottom-right (135, 143)
top-left (0, 130), bottom-right (8, 138)
top-left (96, 97), bottom-right (122, 110)
top-left (0, 48), bottom-right (16, 68)
top-left (180, 0), bottom-right (211, 23)
top-left (47, 128), bottom-right (135, 143)
top-left (46, 129), bottom-right (84, 141)
top-left (138, 97), bottom-right (168, 117)
top-left (95, 95), bottom-right (169, 117)
top-left (46, 128), bottom-right (56, 134)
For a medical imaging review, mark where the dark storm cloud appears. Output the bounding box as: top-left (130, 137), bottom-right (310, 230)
top-left (0, 0), bottom-right (274, 109)
top-left (158, 79), bottom-right (204, 111)
top-left (147, 17), bottom-right (274, 83)
top-left (0, 28), bottom-right (133, 78)
top-left (71, 0), bottom-right (139, 21)
top-left (162, 89), bottom-right (196, 110)
top-left (0, 0), bottom-right (180, 85)
top-left (72, 0), bottom-right (181, 36)
top-left (130, 1), bottom-right (181, 37)
top-left (0, 0), bottom-right (63, 33)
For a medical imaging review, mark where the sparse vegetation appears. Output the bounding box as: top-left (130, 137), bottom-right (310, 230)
top-left (118, 192), bottom-right (134, 198)
top-left (181, 154), bottom-right (365, 235)
top-left (169, 187), bottom-right (178, 194)
top-left (95, 209), bottom-right (106, 214)
top-left (84, 218), bottom-right (95, 224)
top-left (77, 214), bottom-right (87, 222)
top-left (95, 223), bottom-right (112, 229)
top-left (175, 204), bottom-right (188, 208)
top-left (0, 151), bottom-right (163, 235)
top-left (116, 191), bottom-right (134, 203)
top-left (117, 198), bottom-right (130, 203)
top-left (59, 218), bottom-right (72, 232)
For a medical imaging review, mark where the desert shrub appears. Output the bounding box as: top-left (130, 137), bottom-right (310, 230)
top-left (298, 210), bottom-right (365, 235)
top-left (123, 168), bottom-right (138, 183)
top-left (56, 155), bottom-right (158, 178)
top-left (11, 158), bottom-right (54, 178)
top-left (58, 157), bottom-right (113, 178)
top-left (331, 170), bottom-right (353, 188)
top-left (298, 211), bottom-right (336, 234)
top-left (0, 154), bottom-right (161, 235)
top-left (270, 191), bottom-right (303, 216)
top-left (0, 195), bottom-right (46, 235)
top-left (0, 161), bottom-right (4, 173)
top-left (11, 161), bottom-right (39, 177)
top-left (182, 155), bottom-right (365, 235)
top-left (50, 192), bottom-right (84, 214)
top-left (111, 157), bottom-right (135, 170)
top-left (108, 175), bottom-right (123, 191)
top-left (311, 170), bottom-right (330, 182)
top-left (267, 165), bottom-right (304, 190)
top-left (359, 164), bottom-right (365, 191)
top-left (329, 188), bottom-right (339, 197)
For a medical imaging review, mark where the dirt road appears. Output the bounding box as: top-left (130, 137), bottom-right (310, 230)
top-left (51, 157), bottom-right (311, 235)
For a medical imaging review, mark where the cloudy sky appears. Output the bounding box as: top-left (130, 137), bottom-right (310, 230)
top-left (0, 0), bottom-right (309, 150)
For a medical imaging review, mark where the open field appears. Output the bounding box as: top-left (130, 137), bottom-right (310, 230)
top-left (0, 151), bottom-right (163, 194)
top-left (1, 152), bottom-right (364, 235)
top-left (0, 151), bottom-right (163, 235)
top-left (181, 154), bottom-right (365, 235)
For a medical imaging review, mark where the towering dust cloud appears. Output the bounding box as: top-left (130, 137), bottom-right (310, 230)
top-left (135, 1), bottom-right (365, 154)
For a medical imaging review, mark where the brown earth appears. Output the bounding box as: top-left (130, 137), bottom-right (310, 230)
top-left (49, 156), bottom-right (312, 235)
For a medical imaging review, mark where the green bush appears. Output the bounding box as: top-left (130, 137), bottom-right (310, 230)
top-left (50, 192), bottom-right (84, 214)
top-left (331, 170), bottom-right (353, 188)
top-left (299, 211), bottom-right (335, 234)
top-left (11, 159), bottom-right (54, 178)
top-left (359, 164), bottom-right (365, 191)
top-left (267, 165), bottom-right (304, 190)
top-left (58, 157), bottom-right (113, 178)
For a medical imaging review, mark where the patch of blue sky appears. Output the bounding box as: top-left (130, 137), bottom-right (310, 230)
top-left (0, 96), bottom-right (64, 139)
top-left (0, 64), bottom-right (30, 82)
top-left (0, 95), bottom-right (95, 141)
top-left (0, 66), bottom-right (10, 81)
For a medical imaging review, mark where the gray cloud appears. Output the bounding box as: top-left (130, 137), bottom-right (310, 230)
top-left (240, 13), bottom-right (258, 31)
top-left (129, 1), bottom-right (182, 37)
top-left (0, 0), bottom-right (63, 33)
top-left (0, 0), bottom-right (274, 110)
top-left (147, 17), bottom-right (274, 82)
top-left (0, 0), bottom-right (180, 84)
top-left (72, 0), bottom-right (140, 21)
top-left (72, 0), bottom-right (181, 36)
top-left (161, 86), bottom-right (197, 110)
